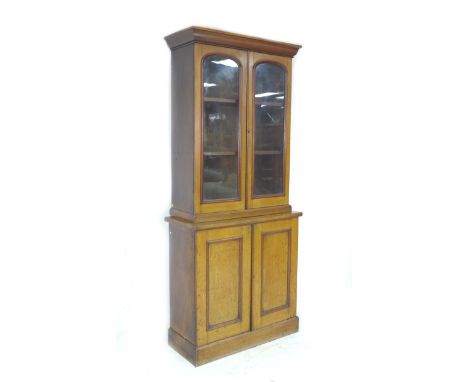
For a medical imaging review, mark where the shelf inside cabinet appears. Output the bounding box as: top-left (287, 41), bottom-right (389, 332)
top-left (255, 150), bottom-right (282, 155)
top-left (204, 97), bottom-right (238, 104)
top-left (256, 123), bottom-right (283, 128)
top-left (255, 100), bottom-right (284, 107)
top-left (204, 151), bottom-right (238, 156)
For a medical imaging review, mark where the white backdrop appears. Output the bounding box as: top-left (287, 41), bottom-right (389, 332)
top-left (1, 1), bottom-right (468, 381)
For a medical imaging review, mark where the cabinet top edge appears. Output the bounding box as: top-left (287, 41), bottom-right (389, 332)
top-left (164, 26), bottom-right (302, 57)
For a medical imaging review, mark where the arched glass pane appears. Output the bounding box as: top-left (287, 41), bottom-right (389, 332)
top-left (202, 56), bottom-right (240, 201)
top-left (253, 63), bottom-right (286, 196)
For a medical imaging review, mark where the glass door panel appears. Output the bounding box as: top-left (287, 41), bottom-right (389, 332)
top-left (247, 52), bottom-right (291, 209)
top-left (202, 55), bottom-right (240, 201)
top-left (253, 63), bottom-right (286, 196)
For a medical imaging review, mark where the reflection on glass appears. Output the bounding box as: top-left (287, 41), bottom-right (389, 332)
top-left (202, 55), bottom-right (240, 201)
top-left (253, 63), bottom-right (286, 196)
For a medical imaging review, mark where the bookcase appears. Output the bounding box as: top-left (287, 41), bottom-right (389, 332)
top-left (165, 27), bottom-right (302, 365)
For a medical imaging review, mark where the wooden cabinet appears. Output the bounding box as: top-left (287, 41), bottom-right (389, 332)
top-left (165, 27), bottom-right (302, 366)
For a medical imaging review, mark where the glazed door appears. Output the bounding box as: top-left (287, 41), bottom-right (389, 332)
top-left (196, 225), bottom-right (251, 345)
top-left (247, 52), bottom-right (292, 208)
top-left (194, 44), bottom-right (248, 214)
top-left (252, 219), bottom-right (298, 329)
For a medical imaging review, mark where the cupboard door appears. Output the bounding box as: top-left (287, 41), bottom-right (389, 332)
top-left (252, 219), bottom-right (298, 329)
top-left (194, 44), bottom-right (248, 214)
top-left (196, 225), bottom-right (251, 345)
top-left (247, 52), bottom-right (292, 209)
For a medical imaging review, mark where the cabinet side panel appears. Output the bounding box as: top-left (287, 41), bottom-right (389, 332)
top-left (171, 45), bottom-right (194, 213)
top-left (169, 222), bottom-right (196, 343)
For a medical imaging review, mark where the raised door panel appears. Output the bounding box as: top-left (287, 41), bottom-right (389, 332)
top-left (194, 44), bottom-right (248, 214)
top-left (196, 225), bottom-right (251, 345)
top-left (247, 52), bottom-right (292, 209)
top-left (252, 219), bottom-right (298, 329)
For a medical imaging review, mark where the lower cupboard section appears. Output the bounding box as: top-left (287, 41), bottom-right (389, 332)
top-left (167, 215), bottom-right (300, 365)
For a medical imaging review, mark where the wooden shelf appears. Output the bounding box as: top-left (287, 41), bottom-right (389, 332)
top-left (255, 150), bottom-right (282, 155)
top-left (204, 97), bottom-right (238, 104)
top-left (257, 123), bottom-right (283, 128)
top-left (255, 100), bottom-right (284, 107)
top-left (204, 151), bottom-right (238, 156)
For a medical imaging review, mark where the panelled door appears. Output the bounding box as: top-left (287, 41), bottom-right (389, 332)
top-left (247, 52), bottom-right (292, 209)
top-left (252, 219), bottom-right (298, 329)
top-left (196, 225), bottom-right (251, 345)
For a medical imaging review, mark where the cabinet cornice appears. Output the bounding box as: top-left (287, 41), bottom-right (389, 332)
top-left (165, 26), bottom-right (301, 57)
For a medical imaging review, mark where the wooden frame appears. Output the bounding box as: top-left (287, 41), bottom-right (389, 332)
top-left (247, 52), bottom-right (292, 209)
